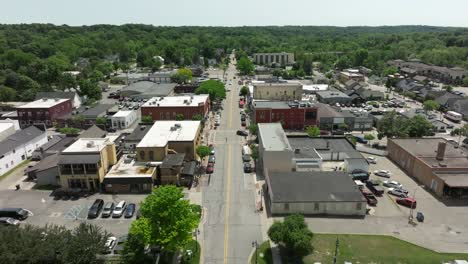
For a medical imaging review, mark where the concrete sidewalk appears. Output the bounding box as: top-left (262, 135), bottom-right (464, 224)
top-left (0, 160), bottom-right (36, 191)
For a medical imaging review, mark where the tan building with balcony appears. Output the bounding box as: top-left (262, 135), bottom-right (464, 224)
top-left (58, 138), bottom-right (117, 191)
top-left (136, 121), bottom-right (202, 162)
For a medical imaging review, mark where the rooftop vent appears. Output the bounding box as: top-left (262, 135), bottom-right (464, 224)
top-left (174, 123), bottom-right (181, 128)
top-left (86, 141), bottom-right (95, 148)
top-left (294, 148), bottom-right (300, 154)
top-left (54, 98), bottom-right (59, 101)
top-left (42, 98), bottom-right (47, 102)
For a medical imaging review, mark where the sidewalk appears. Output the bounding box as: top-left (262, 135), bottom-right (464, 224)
top-left (0, 160), bottom-right (36, 191)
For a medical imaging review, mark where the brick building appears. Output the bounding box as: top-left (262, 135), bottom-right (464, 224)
top-left (141, 95), bottom-right (210, 121)
top-left (16, 98), bottom-right (73, 128)
top-left (252, 101), bottom-right (318, 130)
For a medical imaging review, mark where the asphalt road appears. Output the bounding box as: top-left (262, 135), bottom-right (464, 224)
top-left (202, 55), bottom-right (262, 264)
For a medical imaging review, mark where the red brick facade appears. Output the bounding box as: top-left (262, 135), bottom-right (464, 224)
top-left (254, 107), bottom-right (318, 130)
top-left (17, 99), bottom-right (73, 128)
top-left (141, 99), bottom-right (210, 121)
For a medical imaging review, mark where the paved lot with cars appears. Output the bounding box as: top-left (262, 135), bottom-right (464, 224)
top-left (287, 155), bottom-right (468, 253)
top-left (0, 190), bottom-right (146, 236)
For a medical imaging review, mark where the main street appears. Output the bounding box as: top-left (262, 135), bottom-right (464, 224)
top-left (202, 55), bottom-right (263, 264)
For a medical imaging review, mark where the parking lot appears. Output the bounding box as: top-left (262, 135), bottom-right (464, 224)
top-left (0, 190), bottom-right (146, 236)
top-left (299, 154), bottom-right (468, 253)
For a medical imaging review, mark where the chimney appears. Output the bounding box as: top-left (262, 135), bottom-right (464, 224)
top-left (436, 142), bottom-right (446, 161)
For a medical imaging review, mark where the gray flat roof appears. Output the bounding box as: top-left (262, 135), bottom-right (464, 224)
top-left (435, 171), bottom-right (468, 187)
top-left (258, 123), bottom-right (292, 151)
top-left (268, 171), bottom-right (365, 203)
top-left (288, 136), bottom-right (364, 160)
top-left (125, 125), bottom-right (152, 142)
top-left (122, 81), bottom-right (175, 98)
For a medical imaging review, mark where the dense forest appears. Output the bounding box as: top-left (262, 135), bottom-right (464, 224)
top-left (1, 24), bottom-right (468, 102)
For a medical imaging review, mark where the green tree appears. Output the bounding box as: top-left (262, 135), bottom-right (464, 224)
top-left (58, 127), bottom-right (80, 135)
top-left (141, 115), bottom-right (153, 124)
top-left (248, 123), bottom-right (258, 136)
top-left (423, 100), bottom-right (440, 113)
top-left (171, 68), bottom-right (193, 84)
top-left (377, 111), bottom-right (409, 139)
top-left (339, 123), bottom-right (349, 131)
top-left (175, 114), bottom-right (185, 121)
top-left (407, 115), bottom-right (434, 137)
top-left (192, 114), bottom-right (203, 121)
top-left (57, 72), bottom-right (77, 91)
top-left (0, 86), bottom-right (17, 101)
top-left (443, 85), bottom-right (454, 92)
top-left (364, 134), bottom-right (375, 144)
top-left (306, 126), bottom-right (320, 137)
top-left (195, 80), bottom-right (226, 103)
top-left (236, 56), bottom-right (254, 75)
top-left (382, 66), bottom-right (398, 77)
top-left (267, 214), bottom-right (313, 258)
top-left (78, 79), bottom-right (101, 100)
top-left (95, 117), bottom-right (107, 125)
top-left (240, 86), bottom-right (249, 97)
top-left (463, 77), bottom-right (468, 87)
top-left (127, 186), bottom-right (200, 254)
top-left (251, 144), bottom-right (259, 163)
top-left (196, 145), bottom-right (211, 160)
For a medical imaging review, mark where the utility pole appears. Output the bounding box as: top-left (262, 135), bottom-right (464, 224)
top-left (408, 188), bottom-right (417, 224)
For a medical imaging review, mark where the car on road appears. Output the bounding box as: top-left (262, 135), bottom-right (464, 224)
top-left (367, 156), bottom-right (377, 164)
top-left (236, 130), bottom-right (248, 137)
top-left (374, 170), bottom-right (391, 178)
top-left (243, 162), bottom-right (252, 173)
top-left (124, 203), bottom-right (136, 218)
top-left (241, 115), bottom-right (246, 121)
top-left (112, 201), bottom-right (127, 218)
top-left (388, 188), bottom-right (407, 198)
top-left (396, 197), bottom-right (417, 209)
top-left (242, 155), bottom-right (251, 162)
top-left (209, 144), bottom-right (215, 155)
top-left (206, 164), bottom-right (214, 174)
top-left (0, 217), bottom-right (20, 226)
top-left (355, 136), bottom-right (368, 144)
top-left (241, 120), bottom-right (246, 126)
top-left (383, 180), bottom-right (403, 189)
top-left (101, 202), bottom-right (115, 218)
top-left (208, 155), bottom-right (215, 163)
top-left (87, 199), bottom-right (104, 219)
top-left (416, 212), bottom-right (424, 222)
top-left (104, 236), bottom-right (117, 254)
top-left (361, 190), bottom-right (378, 206)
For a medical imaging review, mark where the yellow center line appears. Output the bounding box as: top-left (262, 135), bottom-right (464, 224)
top-left (224, 70), bottom-right (235, 264)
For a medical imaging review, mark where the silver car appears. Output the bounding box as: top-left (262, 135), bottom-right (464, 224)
top-left (388, 188), bottom-right (407, 198)
top-left (101, 202), bottom-right (114, 218)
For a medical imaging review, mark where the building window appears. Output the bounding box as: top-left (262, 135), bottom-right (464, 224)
top-left (166, 112), bottom-right (170, 119)
top-left (356, 202), bottom-right (362, 210)
top-left (21, 155), bottom-right (25, 160)
top-left (139, 151), bottom-right (145, 160)
top-left (160, 113), bottom-right (164, 119)
top-left (314, 203), bottom-right (319, 211)
top-left (259, 111), bottom-right (265, 119)
top-left (149, 151), bottom-right (154, 160)
top-left (284, 203), bottom-right (289, 210)
top-left (12, 149), bottom-right (15, 154)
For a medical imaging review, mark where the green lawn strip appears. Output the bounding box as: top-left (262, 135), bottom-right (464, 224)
top-left (181, 239), bottom-right (200, 264)
top-left (304, 233), bottom-right (468, 264)
top-left (250, 241), bottom-right (273, 264)
top-left (0, 159), bottom-right (30, 181)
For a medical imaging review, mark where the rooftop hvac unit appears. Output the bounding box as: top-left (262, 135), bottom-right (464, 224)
top-left (54, 98), bottom-right (59, 101)
top-left (86, 141), bottom-right (95, 148)
top-left (42, 98), bottom-right (47, 101)
top-left (174, 123), bottom-right (181, 128)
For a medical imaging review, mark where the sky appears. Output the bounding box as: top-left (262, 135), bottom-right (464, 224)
top-left (1, 0), bottom-right (468, 27)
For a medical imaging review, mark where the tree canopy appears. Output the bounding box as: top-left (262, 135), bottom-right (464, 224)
top-left (423, 100), bottom-right (440, 112)
top-left (236, 56), bottom-right (254, 75)
top-left (268, 214), bottom-right (313, 257)
top-left (195, 80), bottom-right (226, 102)
top-left (171, 68), bottom-right (193, 84)
top-left (196, 145), bottom-right (211, 160)
top-left (306, 126), bottom-right (320, 137)
top-left (377, 111), bottom-right (434, 139)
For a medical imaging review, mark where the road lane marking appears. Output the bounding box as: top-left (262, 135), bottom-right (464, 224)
top-left (224, 142), bottom-right (232, 263)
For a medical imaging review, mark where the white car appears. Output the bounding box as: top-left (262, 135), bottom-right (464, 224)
top-left (105, 236), bottom-right (117, 253)
top-left (112, 201), bottom-right (127, 218)
top-left (383, 180), bottom-right (403, 189)
top-left (367, 157), bottom-right (377, 164)
top-left (374, 170), bottom-right (391, 178)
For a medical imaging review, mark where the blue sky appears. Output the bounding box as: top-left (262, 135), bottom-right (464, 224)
top-left (1, 0), bottom-right (468, 27)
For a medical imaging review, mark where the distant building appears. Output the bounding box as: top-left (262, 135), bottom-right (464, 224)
top-left (316, 90), bottom-right (351, 105)
top-left (141, 95), bottom-right (210, 121)
top-left (253, 82), bottom-right (302, 101)
top-left (0, 126), bottom-right (48, 177)
top-left (174, 84), bottom-right (199, 94)
top-left (252, 100), bottom-right (318, 130)
top-left (123, 125), bottom-right (152, 150)
top-left (121, 81), bottom-right (176, 99)
top-left (16, 98), bottom-right (73, 128)
top-left (388, 60), bottom-right (468, 85)
top-left (0, 119), bottom-right (19, 142)
top-left (35, 92), bottom-right (82, 109)
top-left (388, 138), bottom-right (468, 199)
top-left (111, 110), bottom-right (137, 129)
top-left (253, 52), bottom-right (295, 66)
top-left (339, 71), bottom-right (365, 83)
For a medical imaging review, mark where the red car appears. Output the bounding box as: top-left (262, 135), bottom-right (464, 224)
top-left (206, 165), bottom-right (214, 174)
top-left (396, 197), bottom-right (417, 209)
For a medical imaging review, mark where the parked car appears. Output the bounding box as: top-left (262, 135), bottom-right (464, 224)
top-left (416, 212), bottom-right (424, 222)
top-left (101, 202), bottom-right (115, 218)
top-left (112, 201), bottom-right (127, 218)
top-left (206, 164), bottom-right (214, 174)
top-left (124, 203), bottom-right (136, 218)
top-left (208, 155), bottom-right (215, 163)
top-left (383, 180), bottom-right (403, 189)
top-left (0, 217), bottom-right (20, 226)
top-left (374, 170), bottom-right (391, 178)
top-left (350, 169), bottom-right (369, 181)
top-left (236, 130), bottom-right (248, 136)
top-left (396, 197), bottom-right (417, 209)
top-left (241, 120), bottom-right (246, 126)
top-left (332, 129), bottom-right (345, 135)
top-left (367, 157), bottom-right (377, 164)
top-left (0, 208), bottom-right (29, 220)
top-left (243, 162), bottom-right (252, 173)
top-left (209, 145), bottom-right (215, 155)
top-left (388, 188), bottom-right (407, 198)
top-left (355, 136), bottom-right (368, 144)
top-left (104, 236), bottom-right (117, 254)
top-left (87, 199), bottom-right (104, 219)
top-left (366, 182), bottom-right (384, 196)
top-left (242, 155), bottom-right (251, 162)
top-left (361, 190), bottom-right (378, 206)
top-left (241, 115), bottom-right (246, 121)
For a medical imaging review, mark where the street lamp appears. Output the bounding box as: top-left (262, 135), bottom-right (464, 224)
top-left (252, 240), bottom-right (259, 264)
top-left (193, 229), bottom-right (200, 252)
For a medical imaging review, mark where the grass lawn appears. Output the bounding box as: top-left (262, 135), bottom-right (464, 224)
top-left (181, 239), bottom-right (201, 264)
top-left (304, 234), bottom-right (468, 264)
top-left (250, 241), bottom-right (273, 264)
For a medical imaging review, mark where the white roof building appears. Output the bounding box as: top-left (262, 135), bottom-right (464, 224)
top-left (16, 98), bottom-right (69, 109)
top-left (137, 121), bottom-right (201, 148)
top-left (62, 138), bottom-right (112, 153)
top-left (142, 95), bottom-right (209, 108)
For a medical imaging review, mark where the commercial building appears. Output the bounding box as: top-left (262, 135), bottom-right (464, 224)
top-left (316, 104), bottom-right (373, 131)
top-left (136, 121), bottom-right (201, 162)
top-left (111, 110), bottom-right (137, 129)
top-left (0, 119), bottom-right (19, 142)
top-left (124, 125), bottom-right (152, 150)
top-left (103, 156), bottom-right (156, 193)
top-left (253, 83), bottom-right (302, 101)
top-left (0, 125), bottom-right (48, 177)
top-left (16, 98), bottom-right (73, 128)
top-left (174, 84), bottom-right (199, 94)
top-left (316, 90), bottom-right (351, 105)
top-left (58, 138), bottom-right (117, 191)
top-left (252, 101), bottom-right (318, 130)
top-left (253, 52), bottom-right (295, 66)
top-left (141, 95), bottom-right (210, 121)
top-left (56, 104), bottom-right (114, 129)
top-left (266, 171), bottom-right (366, 216)
top-left (120, 81), bottom-right (176, 99)
top-left (339, 71), bottom-right (365, 83)
top-left (387, 138), bottom-right (468, 199)
top-left (302, 84), bottom-right (329, 94)
top-left (35, 92), bottom-right (82, 109)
